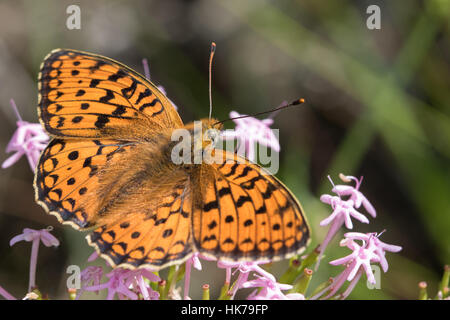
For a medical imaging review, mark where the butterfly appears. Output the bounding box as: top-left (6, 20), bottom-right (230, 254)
top-left (34, 49), bottom-right (310, 270)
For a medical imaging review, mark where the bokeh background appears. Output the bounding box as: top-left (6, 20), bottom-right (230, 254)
top-left (0, 0), bottom-right (449, 300)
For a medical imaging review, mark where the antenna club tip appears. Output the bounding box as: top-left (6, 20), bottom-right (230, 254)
top-left (211, 42), bottom-right (216, 51)
top-left (291, 98), bottom-right (305, 105)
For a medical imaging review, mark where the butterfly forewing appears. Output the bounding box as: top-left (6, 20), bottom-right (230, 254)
top-left (38, 49), bottom-right (183, 139)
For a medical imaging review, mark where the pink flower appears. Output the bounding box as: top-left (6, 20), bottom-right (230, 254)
top-left (87, 251), bottom-right (100, 263)
top-left (342, 232), bottom-right (402, 272)
top-left (125, 269), bottom-right (160, 300)
top-left (75, 266), bottom-right (103, 300)
top-left (142, 58), bottom-right (178, 111)
top-left (10, 227), bottom-right (59, 291)
top-left (243, 275), bottom-right (305, 300)
top-left (313, 232), bottom-right (402, 300)
top-left (332, 175), bottom-right (376, 217)
top-left (316, 174), bottom-right (375, 269)
top-left (217, 260), bottom-right (273, 299)
top-left (83, 268), bottom-right (160, 300)
top-left (184, 253), bottom-right (216, 300)
top-left (2, 99), bottom-right (49, 170)
top-left (330, 235), bottom-right (380, 285)
top-left (216, 260), bottom-right (303, 300)
top-left (183, 255), bottom-right (288, 300)
top-left (319, 196), bottom-right (369, 229)
top-left (220, 111), bottom-right (280, 162)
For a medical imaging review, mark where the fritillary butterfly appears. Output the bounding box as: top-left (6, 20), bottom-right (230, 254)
top-left (34, 49), bottom-right (310, 270)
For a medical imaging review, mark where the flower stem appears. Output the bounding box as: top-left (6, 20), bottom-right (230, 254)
top-left (163, 266), bottom-right (177, 300)
top-left (308, 277), bottom-right (334, 300)
top-left (300, 245), bottom-right (320, 270)
top-left (175, 263), bottom-right (186, 283)
top-left (439, 265), bottom-right (449, 298)
top-left (281, 246), bottom-right (320, 285)
top-left (68, 288), bottom-right (77, 300)
top-left (218, 281), bottom-right (230, 300)
top-left (279, 258), bottom-right (301, 284)
top-left (202, 284), bottom-right (210, 300)
top-left (183, 261), bottom-right (192, 300)
top-left (29, 239), bottom-right (40, 291)
top-left (291, 268), bottom-right (313, 295)
top-left (0, 285), bottom-right (16, 300)
top-left (158, 280), bottom-right (167, 300)
top-left (418, 281), bottom-right (428, 300)
top-left (149, 271), bottom-right (159, 292)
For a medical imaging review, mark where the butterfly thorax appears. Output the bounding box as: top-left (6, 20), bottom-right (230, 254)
top-left (168, 118), bottom-right (223, 167)
top-left (89, 118), bottom-right (221, 224)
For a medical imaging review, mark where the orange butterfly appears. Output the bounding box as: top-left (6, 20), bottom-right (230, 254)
top-left (34, 49), bottom-right (310, 270)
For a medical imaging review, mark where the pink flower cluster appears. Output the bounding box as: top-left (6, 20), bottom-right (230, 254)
top-left (316, 174), bottom-right (376, 268)
top-left (183, 254), bottom-right (303, 300)
top-left (2, 99), bottom-right (49, 170)
top-left (314, 174), bottom-right (402, 299)
top-left (81, 267), bottom-right (160, 300)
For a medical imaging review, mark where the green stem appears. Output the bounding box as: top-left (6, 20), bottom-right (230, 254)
top-left (68, 288), bottom-right (76, 300)
top-left (439, 265), bottom-right (449, 297)
top-left (279, 258), bottom-right (301, 284)
top-left (308, 277), bottom-right (334, 300)
top-left (218, 281), bottom-right (231, 300)
top-left (299, 246), bottom-right (320, 271)
top-left (162, 266), bottom-right (177, 299)
top-left (158, 280), bottom-right (167, 300)
top-left (175, 264), bottom-right (186, 283)
top-left (418, 281), bottom-right (428, 300)
top-left (149, 271), bottom-right (159, 292)
top-left (290, 268), bottom-right (313, 295)
top-left (280, 246), bottom-right (320, 286)
top-left (202, 284), bottom-right (210, 300)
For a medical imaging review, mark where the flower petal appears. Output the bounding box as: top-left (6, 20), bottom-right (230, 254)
top-left (39, 231), bottom-right (60, 247)
top-left (362, 196), bottom-right (376, 217)
top-left (9, 234), bottom-right (26, 247)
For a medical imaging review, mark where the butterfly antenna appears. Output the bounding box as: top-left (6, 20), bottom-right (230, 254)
top-left (209, 42), bottom-right (216, 122)
top-left (213, 98), bottom-right (305, 126)
top-left (267, 100), bottom-right (288, 120)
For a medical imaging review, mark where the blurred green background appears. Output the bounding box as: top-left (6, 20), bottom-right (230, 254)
top-left (0, 0), bottom-right (449, 300)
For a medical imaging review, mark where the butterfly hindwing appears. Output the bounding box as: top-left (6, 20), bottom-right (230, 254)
top-left (38, 49), bottom-right (183, 139)
top-left (87, 184), bottom-right (194, 269)
top-left (193, 150), bottom-right (310, 261)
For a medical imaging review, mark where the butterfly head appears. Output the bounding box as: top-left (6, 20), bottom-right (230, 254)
top-left (199, 118), bottom-right (223, 150)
